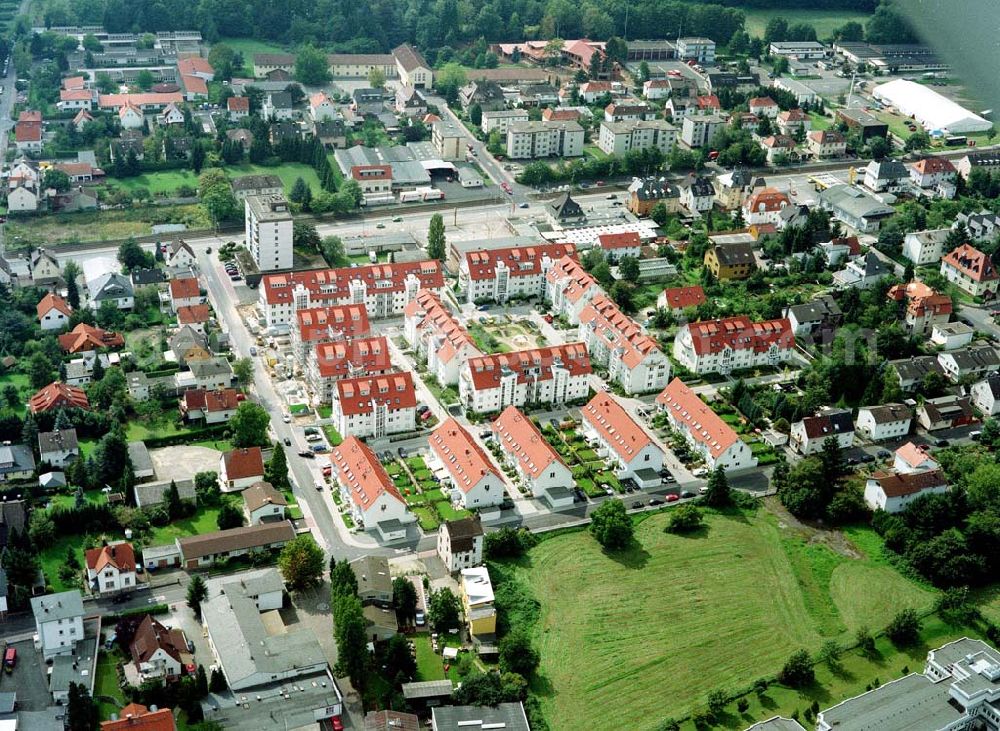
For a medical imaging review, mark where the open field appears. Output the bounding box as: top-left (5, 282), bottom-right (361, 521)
top-left (5, 204), bottom-right (210, 247)
top-left (108, 163), bottom-right (324, 196)
top-left (742, 9), bottom-right (872, 39)
top-left (508, 508), bottom-right (936, 730)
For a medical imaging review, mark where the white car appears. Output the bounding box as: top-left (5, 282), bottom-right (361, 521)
top-left (282, 414), bottom-right (291, 423)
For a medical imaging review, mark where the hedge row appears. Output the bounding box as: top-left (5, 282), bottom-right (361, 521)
top-left (141, 425), bottom-right (230, 449)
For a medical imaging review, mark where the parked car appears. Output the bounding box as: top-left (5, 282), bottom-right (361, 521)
top-left (249, 346), bottom-right (257, 356)
top-left (415, 611), bottom-right (425, 626)
top-left (298, 450), bottom-right (315, 458)
top-left (648, 498), bottom-right (664, 506)
top-left (681, 491), bottom-right (696, 499)
top-left (311, 444), bottom-right (326, 453)
top-left (603, 486), bottom-right (614, 496)
top-left (283, 437), bottom-right (291, 446)
top-left (518, 202), bottom-right (529, 208)
top-left (665, 494), bottom-right (679, 502)
top-left (315, 481), bottom-right (325, 491)
top-left (398, 447), bottom-right (408, 458)
top-left (632, 501), bottom-right (643, 509)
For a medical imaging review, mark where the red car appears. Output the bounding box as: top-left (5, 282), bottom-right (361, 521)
top-left (331, 717), bottom-right (344, 731)
top-left (666, 494), bottom-right (680, 502)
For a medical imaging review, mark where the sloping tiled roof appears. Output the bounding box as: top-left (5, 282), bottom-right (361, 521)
top-left (331, 436), bottom-right (405, 510)
top-left (942, 244), bottom-right (998, 282)
top-left (313, 336), bottom-right (391, 379)
top-left (260, 261), bottom-right (444, 307)
top-left (169, 276), bottom-right (200, 300)
top-left (130, 614), bottom-right (185, 666)
top-left (465, 343), bottom-right (591, 392)
top-left (464, 243), bottom-right (574, 281)
top-left (58, 323), bottom-right (125, 353)
top-left (335, 372), bottom-right (416, 416)
top-left (578, 294), bottom-right (664, 369)
top-left (655, 378), bottom-right (739, 459)
top-left (682, 316), bottom-right (794, 356)
top-left (85, 542), bottom-right (136, 573)
top-left (37, 292), bottom-right (71, 319)
top-left (178, 521), bottom-right (294, 560)
top-left (871, 469), bottom-right (947, 498)
top-left (660, 286), bottom-right (706, 310)
top-left (29, 382), bottom-right (90, 413)
top-left (296, 305), bottom-right (371, 342)
top-left (492, 406), bottom-right (566, 479)
top-left (100, 702), bottom-right (177, 731)
top-left (895, 442), bottom-right (935, 469)
top-left (545, 255), bottom-right (598, 304)
top-left (242, 481), bottom-right (288, 513)
top-left (222, 447), bottom-right (265, 481)
top-left (429, 418), bottom-right (501, 493)
top-left (581, 392), bottom-right (655, 462)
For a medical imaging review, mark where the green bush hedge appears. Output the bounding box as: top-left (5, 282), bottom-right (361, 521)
top-left (104, 603), bottom-right (170, 623)
top-left (141, 425), bottom-right (229, 449)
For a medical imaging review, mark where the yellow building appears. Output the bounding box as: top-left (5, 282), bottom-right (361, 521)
top-left (460, 566), bottom-right (496, 637)
top-left (704, 242), bottom-right (757, 280)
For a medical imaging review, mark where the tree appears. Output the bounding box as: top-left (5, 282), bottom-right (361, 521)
top-left (320, 236), bottom-right (348, 267)
top-left (264, 442), bottom-right (290, 490)
top-left (333, 593), bottom-right (369, 691)
top-left (427, 214), bottom-right (446, 260)
top-left (293, 221), bottom-right (321, 252)
top-left (134, 69), bottom-right (154, 90)
top-left (43, 168), bottom-right (70, 192)
top-left (618, 255), bottom-right (640, 283)
top-left (209, 666), bottom-right (227, 693)
top-left (229, 401), bottom-right (270, 447)
top-left (886, 608), bottom-right (921, 646)
top-left (469, 103), bottom-right (483, 126)
top-left (498, 630), bottom-right (539, 676)
top-left (367, 66), bottom-right (386, 89)
top-left (67, 682), bottom-right (99, 731)
top-left (64, 261), bottom-right (81, 309)
top-left (435, 63), bottom-right (467, 102)
top-left (819, 436), bottom-right (845, 484)
top-left (187, 575), bottom-right (208, 618)
top-left (208, 43), bottom-right (237, 79)
top-left (196, 664), bottom-right (209, 697)
top-left (384, 633), bottom-right (417, 684)
top-left (665, 504), bottom-right (704, 534)
top-left (29, 511), bottom-right (56, 546)
top-left (289, 177), bottom-right (312, 209)
top-left (295, 45), bottom-right (331, 85)
top-left (702, 467), bottom-right (731, 508)
top-left (393, 576), bottom-right (418, 625)
top-left (330, 557), bottom-right (358, 598)
top-left (117, 238), bottom-right (153, 272)
top-left (589, 498), bottom-right (633, 550)
top-left (165, 480), bottom-right (184, 520)
top-left (279, 535), bottom-right (325, 591)
top-left (191, 141), bottom-right (206, 174)
top-left (233, 357), bottom-right (253, 387)
top-left (777, 649), bottom-right (815, 688)
top-left (855, 626), bottom-right (876, 657)
top-left (199, 168), bottom-right (240, 225)
top-left (428, 587), bottom-right (461, 631)
top-left (819, 640), bottom-right (841, 668)
top-left (216, 502), bottom-right (244, 530)
top-left (27, 352), bottom-right (54, 389)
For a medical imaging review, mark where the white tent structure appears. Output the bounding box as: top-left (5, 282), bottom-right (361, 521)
top-left (872, 79), bottom-right (991, 134)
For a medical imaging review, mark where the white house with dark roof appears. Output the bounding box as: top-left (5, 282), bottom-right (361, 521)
top-left (918, 395), bottom-right (976, 431)
top-left (789, 409), bottom-right (854, 455)
top-left (938, 346), bottom-right (1000, 382)
top-left (855, 403), bottom-right (912, 442)
top-left (970, 373), bottom-right (1000, 416)
top-left (902, 228), bottom-right (950, 266)
top-left (38, 428), bottom-right (79, 468)
top-left (437, 517), bottom-right (484, 573)
top-left (864, 470), bottom-right (948, 513)
top-left (890, 355), bottom-right (946, 391)
top-left (242, 481), bottom-right (288, 525)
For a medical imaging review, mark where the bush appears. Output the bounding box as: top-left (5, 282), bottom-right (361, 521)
top-left (665, 504), bottom-right (704, 534)
top-left (777, 649), bottom-right (815, 688)
top-left (886, 608), bottom-right (921, 647)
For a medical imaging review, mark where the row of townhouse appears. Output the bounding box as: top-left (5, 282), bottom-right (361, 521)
top-left (459, 243), bottom-right (575, 304)
top-left (490, 406), bottom-right (575, 509)
top-left (672, 316), bottom-right (796, 375)
top-left (889, 345), bottom-right (1000, 390)
top-left (577, 294), bottom-right (671, 395)
top-left (655, 378), bottom-right (757, 472)
top-left (403, 290), bottom-right (482, 386)
top-left (428, 418), bottom-right (505, 510)
top-left (257, 260), bottom-right (445, 328)
top-left (330, 436), bottom-right (414, 541)
top-left (459, 343), bottom-right (592, 415)
top-left (581, 392), bottom-right (664, 487)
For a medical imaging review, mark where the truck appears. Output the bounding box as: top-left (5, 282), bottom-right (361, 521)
top-left (399, 190), bottom-right (422, 203)
top-left (415, 186), bottom-right (444, 201)
top-left (4, 647), bottom-right (15, 673)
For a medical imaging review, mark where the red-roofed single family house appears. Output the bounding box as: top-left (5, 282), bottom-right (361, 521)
top-left (893, 442), bottom-right (940, 474)
top-left (219, 447), bottom-right (265, 491)
top-left (85, 542), bottom-right (137, 595)
top-left (656, 285), bottom-right (706, 314)
top-left (596, 231), bottom-right (642, 260)
top-left (863, 470), bottom-right (948, 513)
top-left (37, 292), bottom-right (72, 331)
top-left (169, 276), bottom-right (203, 312)
top-left (429, 419), bottom-right (505, 509)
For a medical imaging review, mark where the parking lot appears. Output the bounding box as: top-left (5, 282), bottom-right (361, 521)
top-left (1, 639), bottom-right (51, 711)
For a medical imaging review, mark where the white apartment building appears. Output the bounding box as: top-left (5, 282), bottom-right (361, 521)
top-left (491, 405), bottom-right (575, 508)
top-left (581, 392), bottom-right (664, 487)
top-left (506, 120), bottom-right (584, 159)
top-left (677, 37), bottom-right (716, 64)
top-left (680, 115), bottom-right (726, 149)
top-left (32, 591), bottom-right (85, 659)
top-left (331, 436), bottom-right (415, 541)
top-left (855, 403), bottom-right (912, 442)
top-left (459, 242), bottom-right (574, 304)
top-left (545, 255), bottom-right (604, 325)
top-left (656, 378), bottom-right (757, 472)
top-left (308, 336), bottom-right (393, 404)
top-left (598, 119), bottom-right (677, 156)
top-left (331, 372), bottom-right (417, 440)
top-left (245, 194), bottom-right (293, 272)
top-left (459, 343), bottom-right (592, 414)
top-left (673, 316), bottom-right (795, 375)
top-left (902, 228), bottom-right (950, 266)
top-left (403, 289), bottom-right (481, 386)
top-left (578, 294), bottom-right (671, 395)
top-left (258, 260), bottom-right (445, 327)
top-left (481, 109), bottom-right (529, 135)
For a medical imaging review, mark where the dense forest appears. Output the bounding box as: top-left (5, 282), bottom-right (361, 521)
top-left (32, 0), bottom-right (896, 55)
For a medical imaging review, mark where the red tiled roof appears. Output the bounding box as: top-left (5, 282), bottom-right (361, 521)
top-left (169, 276), bottom-right (201, 300)
top-left (60, 89), bottom-right (93, 102)
top-left (181, 75), bottom-right (208, 95)
top-left (696, 94), bottom-right (721, 109)
top-left (330, 436), bottom-right (405, 510)
top-left (942, 244), bottom-right (998, 282)
top-left (655, 378), bottom-right (740, 459)
top-left (404, 290), bottom-right (478, 365)
top-left (545, 255), bottom-right (597, 304)
top-left (464, 243), bottom-right (574, 281)
top-left (871, 469), bottom-right (947, 498)
top-left (15, 123), bottom-right (41, 143)
top-left (58, 323), bottom-right (125, 354)
top-left (62, 76), bottom-right (85, 90)
top-left (912, 157), bottom-right (956, 175)
top-left (429, 418), bottom-right (501, 493)
top-left (182, 388), bottom-right (241, 413)
top-left (178, 56), bottom-right (213, 77)
top-left (596, 231), bottom-right (641, 251)
top-left (296, 305), bottom-right (371, 343)
top-left (895, 441), bottom-right (935, 469)
top-left (745, 187), bottom-right (791, 213)
top-left (222, 447), bottom-right (265, 481)
top-left (177, 304), bottom-right (211, 325)
top-left (86, 542), bottom-right (136, 573)
top-left (581, 392), bottom-right (655, 462)
top-left (37, 292), bottom-right (71, 319)
top-left (542, 108), bottom-right (581, 122)
top-left (56, 162), bottom-right (102, 177)
top-left (19, 110), bottom-right (41, 123)
top-left (580, 81), bottom-right (612, 93)
top-left (748, 96), bottom-right (777, 107)
top-left (887, 282), bottom-right (952, 318)
top-left (350, 164), bottom-right (392, 181)
top-left (313, 336), bottom-right (392, 379)
top-left (465, 343), bottom-right (591, 392)
top-left (101, 702), bottom-right (177, 731)
top-left (683, 316), bottom-right (794, 356)
top-left (808, 129), bottom-right (846, 144)
top-left (227, 96), bottom-right (249, 112)
top-left (310, 91), bottom-right (331, 108)
top-left (98, 92), bottom-right (184, 109)
top-left (761, 134), bottom-right (795, 149)
top-left (335, 372), bottom-right (416, 416)
top-left (29, 382), bottom-right (90, 413)
top-left (660, 285), bottom-right (706, 311)
top-left (260, 261), bottom-right (445, 307)
top-left (578, 294), bottom-right (664, 369)
top-left (492, 405), bottom-right (566, 478)
top-left (778, 108), bottom-right (809, 122)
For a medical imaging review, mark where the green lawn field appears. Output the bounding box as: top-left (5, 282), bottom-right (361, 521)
top-left (509, 508), bottom-right (935, 730)
top-left (108, 162), bottom-right (324, 197)
top-left (742, 9), bottom-right (872, 39)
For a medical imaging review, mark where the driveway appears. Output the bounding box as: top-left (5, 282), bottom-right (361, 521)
top-left (1, 639), bottom-right (50, 711)
top-left (150, 445), bottom-right (223, 483)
